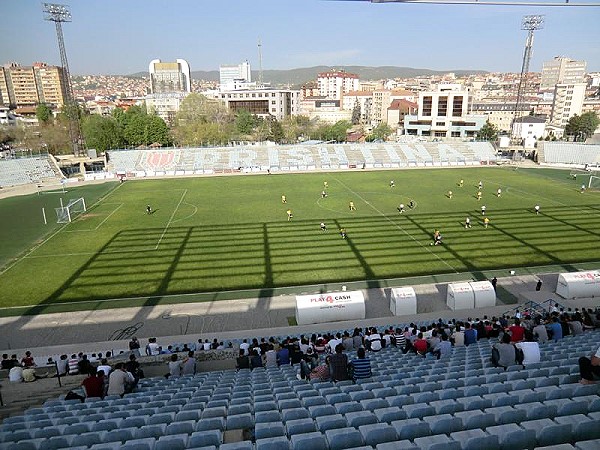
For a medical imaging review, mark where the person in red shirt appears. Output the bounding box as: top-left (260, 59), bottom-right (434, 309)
top-left (21, 351), bottom-right (35, 368)
top-left (413, 333), bottom-right (428, 356)
top-left (509, 318), bottom-right (525, 342)
top-left (81, 370), bottom-right (105, 399)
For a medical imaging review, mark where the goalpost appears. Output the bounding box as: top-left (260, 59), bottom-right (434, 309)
top-left (589, 175), bottom-right (600, 190)
top-left (55, 198), bottom-right (86, 223)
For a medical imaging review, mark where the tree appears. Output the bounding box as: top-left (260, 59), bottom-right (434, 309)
top-left (268, 119), bottom-right (285, 143)
top-left (477, 121), bottom-right (498, 141)
top-left (368, 123), bottom-right (393, 142)
top-left (145, 114), bottom-right (171, 146)
top-left (81, 115), bottom-right (123, 151)
top-left (351, 101), bottom-right (361, 125)
top-left (235, 109), bottom-right (256, 135)
top-left (36, 103), bottom-right (52, 125)
top-left (565, 112), bottom-right (600, 142)
top-left (172, 93), bottom-right (233, 146)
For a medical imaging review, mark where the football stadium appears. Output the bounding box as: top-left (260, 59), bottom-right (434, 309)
top-left (1, 141), bottom-right (600, 449)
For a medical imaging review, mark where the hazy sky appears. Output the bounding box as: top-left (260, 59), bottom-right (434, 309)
top-left (2, 0), bottom-right (599, 75)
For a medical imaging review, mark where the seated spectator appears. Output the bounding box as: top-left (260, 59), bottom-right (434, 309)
top-left (300, 347), bottom-right (318, 380)
top-left (9, 365), bottom-right (24, 382)
top-left (107, 363), bottom-right (134, 397)
top-left (96, 358), bottom-right (112, 377)
top-left (146, 338), bottom-right (160, 356)
top-left (239, 339), bottom-right (250, 356)
top-left (352, 328), bottom-right (363, 349)
top-left (432, 334), bottom-right (452, 359)
top-left (166, 354), bottom-right (182, 378)
top-left (1, 353), bottom-right (16, 370)
top-left (569, 316), bottom-right (584, 336)
top-left (509, 318), bottom-right (525, 342)
top-left (515, 337), bottom-right (541, 366)
top-left (547, 317), bottom-right (563, 342)
top-left (77, 355), bottom-right (93, 376)
top-left (342, 332), bottom-right (354, 351)
top-left (451, 325), bottom-right (465, 346)
top-left (330, 344), bottom-right (350, 382)
top-left (68, 354), bottom-right (79, 375)
top-left (124, 354), bottom-right (143, 381)
top-left (264, 344), bottom-right (277, 368)
top-left (366, 328), bottom-right (383, 352)
top-left (428, 330), bottom-right (441, 351)
top-left (53, 354), bottom-right (68, 377)
top-left (21, 351), bottom-right (35, 368)
top-left (351, 348), bottom-right (372, 381)
top-left (413, 333), bottom-right (428, 356)
top-left (82, 370), bottom-right (105, 398)
top-left (532, 318), bottom-right (549, 343)
top-left (310, 356), bottom-right (331, 381)
top-left (277, 344), bottom-right (290, 366)
top-left (236, 349), bottom-right (250, 370)
top-left (250, 349), bottom-right (263, 370)
top-left (464, 323), bottom-right (477, 346)
top-left (492, 333), bottom-right (518, 369)
top-left (182, 351), bottom-right (196, 376)
top-left (579, 344), bottom-right (600, 385)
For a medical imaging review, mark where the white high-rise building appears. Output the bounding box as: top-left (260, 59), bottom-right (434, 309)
top-left (318, 70), bottom-right (359, 100)
top-left (550, 83), bottom-right (586, 128)
top-left (220, 61), bottom-right (252, 90)
top-left (148, 59), bottom-right (191, 94)
top-left (541, 57), bottom-right (586, 92)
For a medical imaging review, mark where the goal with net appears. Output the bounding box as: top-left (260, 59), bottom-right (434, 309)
top-left (589, 175), bottom-right (600, 190)
top-left (55, 198), bottom-right (86, 223)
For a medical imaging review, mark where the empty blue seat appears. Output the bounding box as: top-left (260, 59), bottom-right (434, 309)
top-left (226, 413), bottom-right (254, 430)
top-left (429, 399), bottom-right (464, 415)
top-left (165, 420), bottom-right (196, 436)
top-left (135, 424), bottom-right (167, 439)
top-left (391, 418), bottom-right (431, 440)
top-left (486, 423), bottom-right (536, 450)
top-left (71, 432), bottom-right (105, 447)
top-left (316, 414), bottom-right (348, 432)
top-left (155, 433), bottom-right (188, 450)
top-left (290, 431), bottom-right (328, 450)
top-left (373, 406), bottom-right (407, 423)
top-left (255, 422), bottom-right (286, 440)
top-left (520, 418), bottom-right (572, 447)
top-left (256, 411), bottom-right (282, 423)
top-left (484, 406), bottom-right (527, 425)
top-left (413, 434), bottom-right (462, 450)
top-left (196, 417), bottom-right (225, 431)
top-left (450, 429), bottom-right (500, 450)
top-left (286, 418), bottom-right (317, 436)
top-left (555, 415), bottom-right (600, 442)
top-left (334, 402), bottom-right (363, 415)
top-left (255, 436), bottom-right (291, 450)
top-left (423, 414), bottom-right (464, 434)
top-left (514, 401), bottom-right (557, 420)
top-left (308, 404), bottom-right (336, 419)
top-left (403, 403), bottom-right (435, 419)
top-left (220, 442), bottom-right (254, 450)
top-left (325, 427), bottom-right (365, 450)
top-left (188, 430), bottom-right (222, 448)
top-left (346, 410), bottom-right (378, 428)
top-left (454, 411), bottom-right (496, 430)
top-left (360, 398), bottom-right (389, 412)
top-left (358, 423), bottom-right (398, 446)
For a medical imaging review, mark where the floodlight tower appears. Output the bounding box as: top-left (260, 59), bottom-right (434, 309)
top-left (512, 14), bottom-right (544, 139)
top-left (43, 2), bottom-right (82, 155)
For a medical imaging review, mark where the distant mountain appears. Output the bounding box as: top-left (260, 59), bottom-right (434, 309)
top-left (127, 65), bottom-right (487, 86)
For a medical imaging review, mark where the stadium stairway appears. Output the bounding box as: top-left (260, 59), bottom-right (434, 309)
top-left (1, 329), bottom-right (599, 450)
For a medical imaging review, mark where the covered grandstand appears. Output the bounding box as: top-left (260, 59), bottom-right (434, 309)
top-left (537, 142), bottom-right (600, 168)
top-left (106, 142), bottom-right (498, 177)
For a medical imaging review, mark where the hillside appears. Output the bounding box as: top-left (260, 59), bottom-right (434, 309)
top-left (128, 65), bottom-right (487, 86)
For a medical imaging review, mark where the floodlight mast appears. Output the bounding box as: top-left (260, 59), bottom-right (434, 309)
top-left (43, 2), bottom-right (83, 155)
top-left (512, 15), bottom-right (544, 140)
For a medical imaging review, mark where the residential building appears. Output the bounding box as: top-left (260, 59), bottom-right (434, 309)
top-left (148, 59), bottom-right (191, 94)
top-left (511, 115), bottom-right (546, 141)
top-left (219, 88), bottom-right (299, 121)
top-left (386, 99), bottom-right (417, 131)
top-left (146, 59), bottom-right (191, 123)
top-left (550, 83), bottom-right (586, 128)
top-left (371, 89), bottom-right (416, 126)
top-left (0, 62), bottom-right (67, 109)
top-left (541, 57), bottom-right (586, 92)
top-left (403, 85), bottom-right (486, 138)
top-left (342, 91), bottom-right (372, 124)
top-left (471, 102), bottom-right (532, 132)
top-left (318, 70), bottom-right (359, 100)
top-left (0, 105), bottom-right (16, 125)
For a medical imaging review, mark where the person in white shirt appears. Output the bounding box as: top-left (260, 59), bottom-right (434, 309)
top-left (328, 334), bottom-right (342, 353)
top-left (239, 339), bottom-right (250, 356)
top-left (96, 358), bottom-right (112, 377)
top-left (366, 328), bottom-right (382, 352)
top-left (146, 338), bottom-right (160, 356)
top-left (515, 340), bottom-right (541, 366)
top-left (264, 345), bottom-right (277, 368)
top-left (9, 366), bottom-right (24, 382)
top-left (107, 363), bottom-right (134, 397)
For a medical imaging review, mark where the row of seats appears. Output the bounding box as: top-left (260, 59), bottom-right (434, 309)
top-left (107, 142), bottom-right (497, 173)
top-left (0, 157), bottom-right (58, 187)
top-left (540, 142), bottom-right (600, 165)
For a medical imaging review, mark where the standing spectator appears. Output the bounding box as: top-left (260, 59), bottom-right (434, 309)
top-left (536, 280), bottom-right (543, 291)
top-left (128, 337), bottom-right (141, 356)
top-left (491, 277), bottom-right (497, 291)
top-left (56, 355), bottom-right (69, 376)
top-left (547, 317), bottom-right (563, 342)
top-left (578, 345), bottom-right (600, 385)
top-left (21, 351), bottom-right (35, 368)
top-left (351, 348), bottom-right (372, 381)
top-left (146, 338), bottom-right (160, 356)
top-left (464, 323), bottom-right (477, 346)
top-left (330, 344), bottom-right (350, 382)
top-left (182, 351), bottom-right (197, 376)
top-left (68, 354), bottom-right (79, 375)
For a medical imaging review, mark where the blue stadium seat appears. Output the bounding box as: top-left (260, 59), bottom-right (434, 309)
top-left (484, 406), bottom-right (527, 425)
top-left (155, 433), bottom-right (188, 450)
top-left (555, 415), bottom-right (600, 442)
top-left (391, 418), bottom-right (431, 440)
top-left (413, 434), bottom-right (462, 450)
top-left (454, 411), bottom-right (496, 430)
top-left (423, 414), bottom-right (464, 435)
top-left (308, 404), bottom-right (336, 419)
top-left (134, 424), bottom-right (167, 439)
top-left (71, 432), bottom-right (105, 448)
top-left (39, 436), bottom-right (75, 450)
top-left (402, 403), bottom-right (435, 419)
top-left (345, 410), bottom-right (378, 428)
top-left (373, 406), bottom-right (407, 423)
top-left (255, 422), bottom-right (286, 440)
top-left (220, 442), bottom-right (253, 450)
top-left (285, 418), bottom-right (317, 436)
top-left (358, 423), bottom-right (398, 446)
top-left (486, 423), bottom-right (536, 450)
top-left (165, 420), bottom-right (196, 436)
top-left (255, 436), bottom-right (291, 450)
top-left (450, 429), bottom-right (500, 450)
top-left (256, 411), bottom-right (283, 423)
top-left (187, 430), bottom-right (222, 448)
top-left (325, 427), bottom-right (365, 450)
top-left (226, 413), bottom-right (253, 430)
top-left (520, 418), bottom-right (572, 447)
top-left (316, 414), bottom-right (348, 432)
top-left (290, 431), bottom-right (328, 450)
top-left (195, 417), bottom-right (225, 431)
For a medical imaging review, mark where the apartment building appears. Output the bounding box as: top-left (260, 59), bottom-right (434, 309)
top-left (403, 85), bottom-right (486, 138)
top-left (219, 88), bottom-right (299, 121)
top-left (0, 62), bottom-right (66, 108)
top-left (541, 57), bottom-right (586, 92)
top-left (146, 59), bottom-right (191, 123)
top-left (550, 83), bottom-right (586, 128)
top-left (318, 71), bottom-right (359, 100)
top-left (471, 103), bottom-right (533, 132)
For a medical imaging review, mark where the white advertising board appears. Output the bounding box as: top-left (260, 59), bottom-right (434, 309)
top-left (390, 287), bottom-right (417, 316)
top-left (295, 291), bottom-right (366, 326)
top-left (470, 281), bottom-right (496, 308)
top-left (447, 282), bottom-right (475, 310)
top-left (556, 271), bottom-right (600, 299)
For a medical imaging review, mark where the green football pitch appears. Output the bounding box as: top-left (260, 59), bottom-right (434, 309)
top-left (0, 166), bottom-right (598, 314)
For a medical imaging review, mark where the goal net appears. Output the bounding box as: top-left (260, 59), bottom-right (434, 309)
top-left (55, 198), bottom-right (86, 223)
top-left (589, 176), bottom-right (600, 190)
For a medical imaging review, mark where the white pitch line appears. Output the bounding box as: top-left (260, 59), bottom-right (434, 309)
top-left (95, 203), bottom-right (124, 230)
top-left (155, 189), bottom-right (188, 250)
top-left (0, 182), bottom-right (124, 277)
top-left (330, 174), bottom-right (459, 273)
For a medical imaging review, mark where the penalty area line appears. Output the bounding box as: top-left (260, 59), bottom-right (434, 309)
top-left (155, 189), bottom-right (187, 250)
